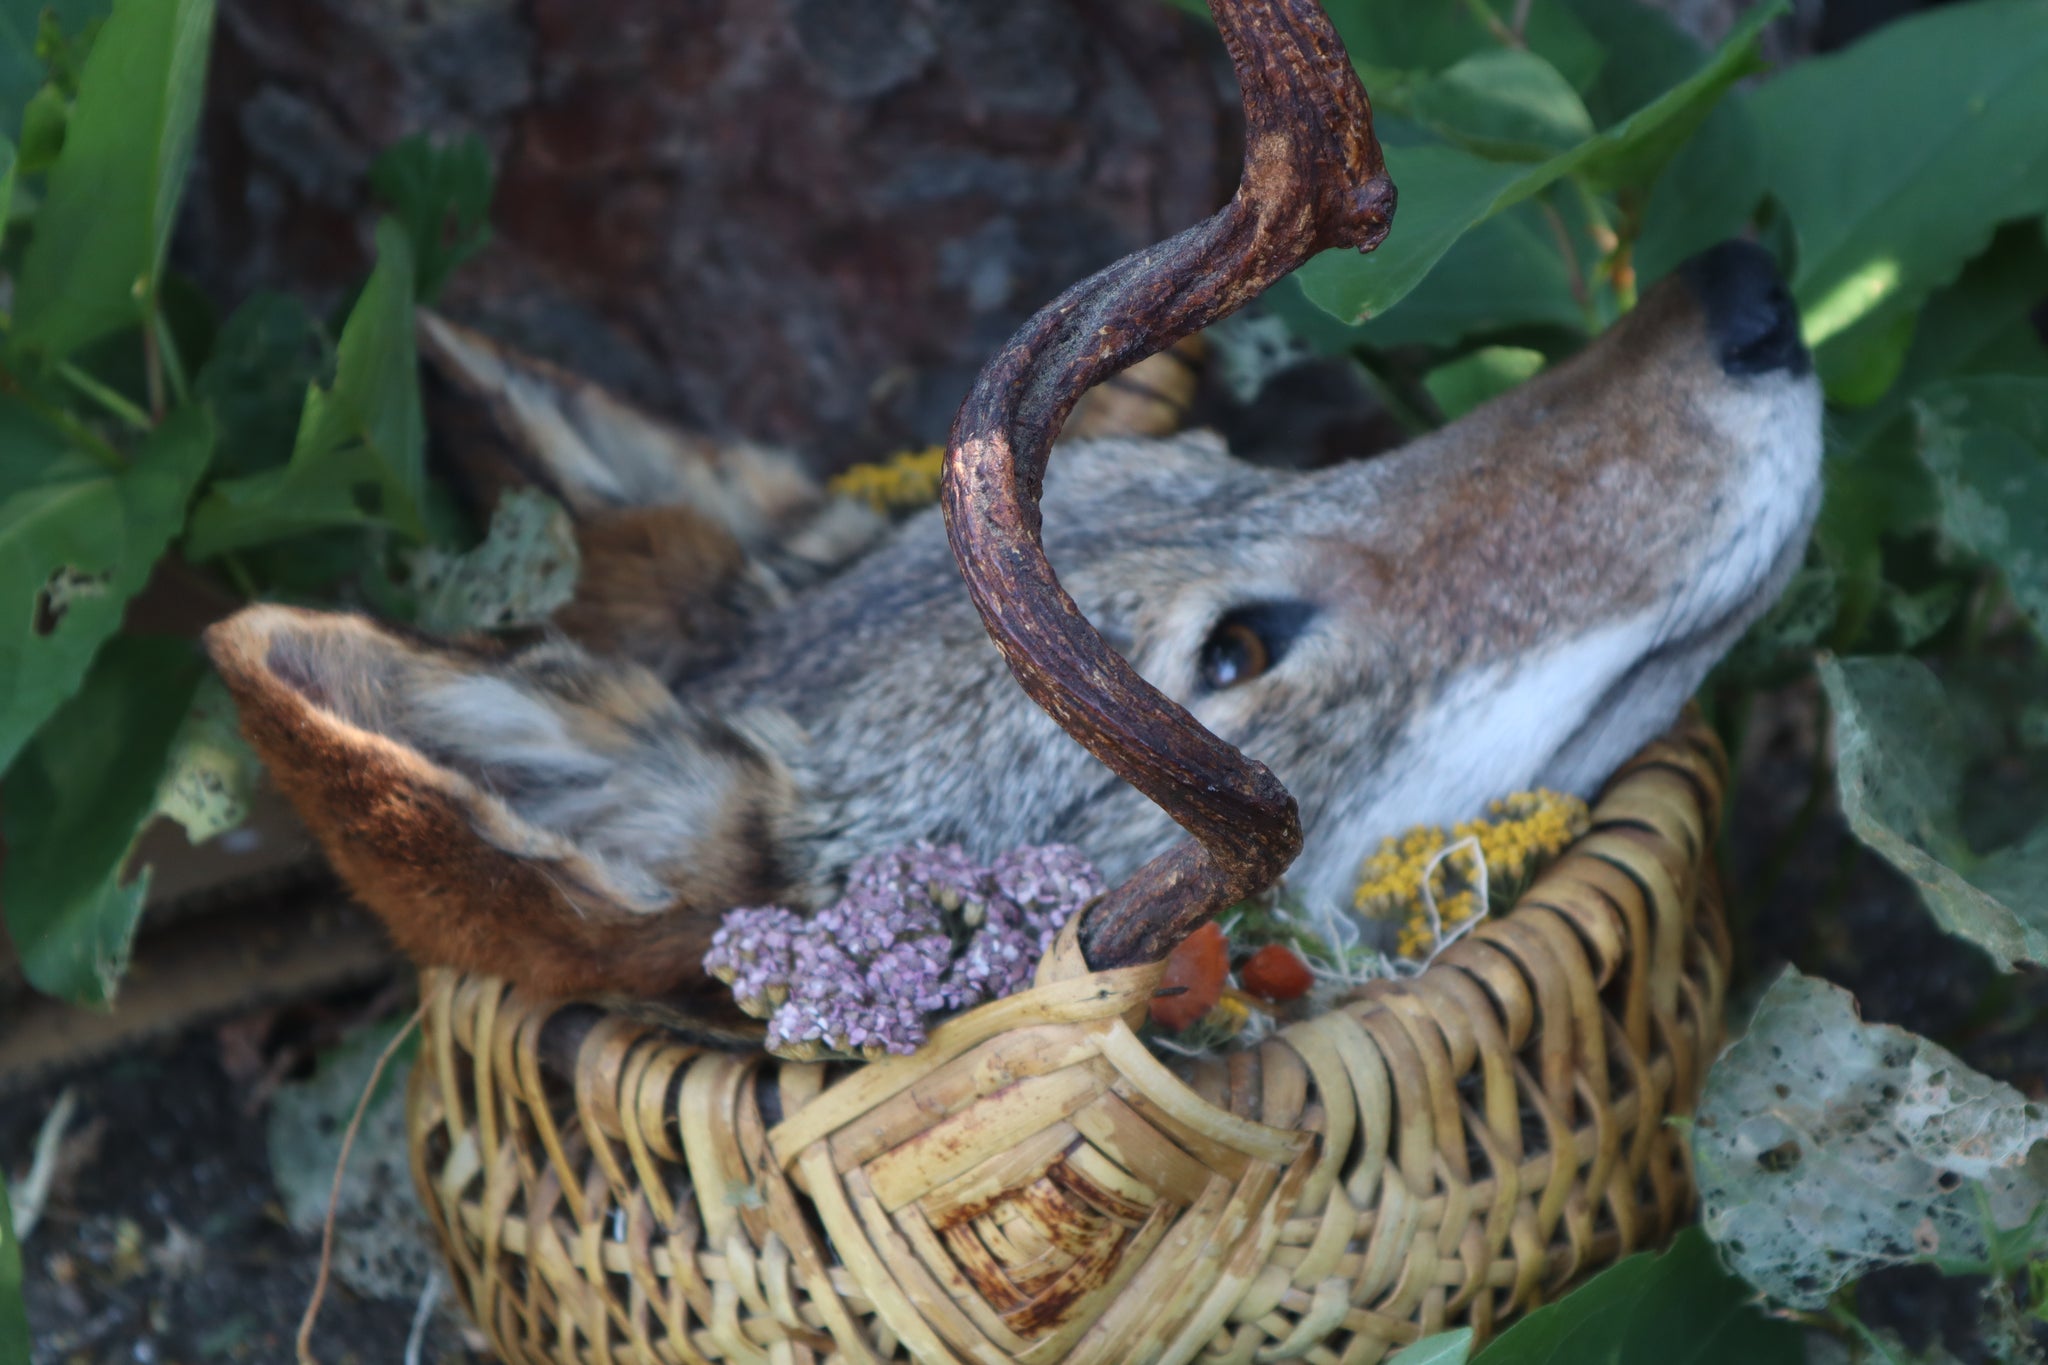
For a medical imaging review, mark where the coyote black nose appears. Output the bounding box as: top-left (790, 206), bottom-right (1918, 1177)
top-left (1679, 239), bottom-right (1810, 378)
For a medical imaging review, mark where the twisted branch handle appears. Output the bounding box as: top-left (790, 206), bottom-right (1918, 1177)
top-left (940, 0), bottom-right (1394, 970)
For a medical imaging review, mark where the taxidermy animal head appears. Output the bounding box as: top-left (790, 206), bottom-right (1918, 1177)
top-left (205, 237), bottom-right (1821, 1009)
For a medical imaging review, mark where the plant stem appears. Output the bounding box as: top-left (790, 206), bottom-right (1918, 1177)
top-left (1828, 1301), bottom-right (1907, 1364)
top-left (0, 364), bottom-right (129, 470)
top-left (1461, 0), bottom-right (1524, 47)
top-left (55, 360), bottom-right (153, 433)
top-left (141, 309), bottom-right (167, 421)
top-left (154, 311), bottom-right (191, 408)
top-left (1538, 196), bottom-right (1594, 325)
top-left (220, 552), bottom-right (260, 601)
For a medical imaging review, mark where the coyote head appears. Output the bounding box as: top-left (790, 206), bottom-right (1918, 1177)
top-left (208, 239), bottom-right (1820, 1002)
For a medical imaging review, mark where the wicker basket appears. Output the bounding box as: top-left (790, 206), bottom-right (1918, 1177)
top-left (405, 713), bottom-right (1731, 1365)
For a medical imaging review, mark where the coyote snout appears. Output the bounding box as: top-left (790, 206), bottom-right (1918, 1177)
top-left (207, 239), bottom-right (1821, 1002)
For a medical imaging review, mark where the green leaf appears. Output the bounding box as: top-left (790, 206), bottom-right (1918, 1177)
top-left (1695, 966), bottom-right (2048, 1309)
top-left (1324, 0), bottom-right (1606, 92)
top-left (1469, 1228), bottom-right (1799, 1364)
top-left (1630, 88), bottom-right (1763, 285)
top-left (184, 219), bottom-right (426, 557)
top-left (15, 79), bottom-right (66, 172)
top-left (1423, 344), bottom-right (1545, 419)
top-left (0, 1176), bottom-right (24, 1365)
top-left (1409, 49), bottom-right (1594, 160)
top-left (1915, 376), bottom-right (2048, 637)
top-left (1295, 2), bottom-right (1779, 325)
top-left (1755, 0), bottom-right (2048, 354)
top-left (0, 0), bottom-right (105, 142)
top-left (1, 634), bottom-right (206, 1006)
top-left (194, 291), bottom-right (335, 478)
top-left (1822, 654), bottom-right (2048, 969)
top-left (369, 132), bottom-right (493, 305)
top-left (0, 404), bottom-right (212, 773)
top-left (1391, 1328), bottom-right (1474, 1365)
top-left (409, 487), bottom-right (580, 634)
top-left (10, 0), bottom-right (217, 361)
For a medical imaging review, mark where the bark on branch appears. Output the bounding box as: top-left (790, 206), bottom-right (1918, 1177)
top-left (940, 0), bottom-right (1395, 970)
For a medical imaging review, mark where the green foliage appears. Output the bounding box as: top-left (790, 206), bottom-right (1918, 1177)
top-left (0, 406), bottom-right (212, 772)
top-left (0, 1176), bottom-right (24, 1365)
top-left (409, 486), bottom-right (580, 635)
top-left (0, 0), bottom-right (502, 1027)
top-left (1696, 967), bottom-right (2048, 1309)
top-left (1466, 1228), bottom-right (1801, 1363)
top-left (9, 0), bottom-right (214, 360)
top-left (1389, 1328), bottom-right (1475, 1364)
top-left (185, 218), bottom-right (427, 556)
top-left (1294, 2), bottom-right (1778, 328)
top-left (370, 131), bottom-right (493, 305)
top-left (1, 634), bottom-right (206, 1005)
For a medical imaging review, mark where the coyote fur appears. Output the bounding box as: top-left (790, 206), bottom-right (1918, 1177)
top-left (207, 240), bottom-right (1821, 1008)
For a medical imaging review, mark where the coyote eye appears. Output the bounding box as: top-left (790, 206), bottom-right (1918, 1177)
top-left (1197, 601), bottom-right (1315, 691)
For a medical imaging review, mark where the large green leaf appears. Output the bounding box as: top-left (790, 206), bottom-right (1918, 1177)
top-left (184, 218), bottom-right (426, 557)
top-left (1468, 1228), bottom-right (1800, 1364)
top-left (1914, 376), bottom-right (2048, 637)
top-left (0, 1175), bottom-right (25, 1365)
top-left (0, 405), bottom-right (212, 773)
top-left (1822, 654), bottom-right (2048, 969)
top-left (9, 0), bottom-right (216, 360)
top-left (1390, 1329), bottom-right (1474, 1365)
top-left (1, 634), bottom-right (206, 1006)
top-left (1755, 0), bottom-right (2048, 354)
top-left (1295, 1), bottom-right (1777, 325)
top-left (1695, 967), bottom-right (2048, 1309)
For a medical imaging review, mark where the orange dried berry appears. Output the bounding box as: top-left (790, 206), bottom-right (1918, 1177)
top-left (1150, 921), bottom-right (1229, 1031)
top-left (1240, 943), bottom-right (1314, 1002)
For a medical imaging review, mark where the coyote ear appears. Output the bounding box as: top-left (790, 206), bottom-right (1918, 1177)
top-left (204, 604), bottom-right (799, 1001)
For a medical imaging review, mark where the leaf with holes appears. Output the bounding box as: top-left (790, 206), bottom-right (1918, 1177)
top-left (1823, 654), bottom-right (2048, 968)
top-left (1694, 967), bottom-right (2048, 1309)
top-left (183, 218), bottom-right (425, 558)
top-left (409, 487), bottom-right (580, 635)
top-left (0, 404), bottom-right (212, 774)
top-left (1, 635), bottom-right (207, 1006)
top-left (154, 673), bottom-right (262, 845)
top-left (1469, 1227), bottom-right (1800, 1363)
top-left (9, 0), bottom-right (215, 359)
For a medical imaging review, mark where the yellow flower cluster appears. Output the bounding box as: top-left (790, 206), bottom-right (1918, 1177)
top-left (1354, 790), bottom-right (1591, 959)
top-left (827, 445), bottom-right (946, 514)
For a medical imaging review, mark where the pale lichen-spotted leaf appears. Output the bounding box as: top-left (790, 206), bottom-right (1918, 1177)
top-left (9, 0), bottom-right (215, 360)
top-left (1295, 0), bottom-right (1779, 325)
top-left (1914, 376), bottom-right (2048, 639)
top-left (1470, 1228), bottom-right (1800, 1364)
top-left (266, 1017), bottom-right (436, 1302)
top-left (1822, 654), bottom-right (2048, 969)
top-left (1694, 967), bottom-right (2048, 1310)
top-left (0, 404), bottom-right (213, 774)
top-left (183, 219), bottom-right (425, 558)
top-left (409, 487), bottom-right (580, 635)
top-left (1755, 1), bottom-right (2048, 354)
top-left (1, 636), bottom-right (206, 1007)
top-left (153, 673), bottom-right (261, 845)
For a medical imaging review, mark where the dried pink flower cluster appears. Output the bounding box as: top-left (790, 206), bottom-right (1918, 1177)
top-left (705, 842), bottom-right (1105, 1061)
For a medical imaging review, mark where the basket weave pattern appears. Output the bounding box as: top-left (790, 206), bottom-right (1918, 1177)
top-left (407, 716), bottom-right (1730, 1364)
